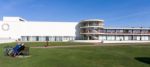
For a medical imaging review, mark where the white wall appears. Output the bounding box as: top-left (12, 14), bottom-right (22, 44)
top-left (0, 20), bottom-right (78, 40)
top-left (21, 21), bottom-right (78, 36)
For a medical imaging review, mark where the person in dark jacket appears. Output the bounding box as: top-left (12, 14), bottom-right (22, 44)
top-left (13, 44), bottom-right (21, 56)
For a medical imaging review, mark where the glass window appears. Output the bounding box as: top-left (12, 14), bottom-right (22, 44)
top-left (31, 36), bottom-right (36, 41)
top-left (39, 36), bottom-right (46, 41)
top-left (107, 29), bottom-right (115, 33)
top-left (116, 30), bottom-right (123, 33)
top-left (133, 30), bottom-right (141, 34)
top-left (36, 36), bottom-right (39, 41)
top-left (21, 36), bottom-right (28, 41)
top-left (46, 36), bottom-right (49, 41)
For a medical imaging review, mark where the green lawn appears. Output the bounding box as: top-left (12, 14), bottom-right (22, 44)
top-left (0, 42), bottom-right (150, 67)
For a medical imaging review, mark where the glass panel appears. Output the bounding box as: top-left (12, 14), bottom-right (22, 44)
top-left (31, 36), bottom-right (36, 41)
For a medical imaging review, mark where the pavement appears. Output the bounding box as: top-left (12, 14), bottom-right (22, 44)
top-left (31, 43), bottom-right (147, 48)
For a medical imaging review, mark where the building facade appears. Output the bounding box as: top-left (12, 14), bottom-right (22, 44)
top-left (79, 19), bottom-right (150, 41)
top-left (0, 17), bottom-right (150, 42)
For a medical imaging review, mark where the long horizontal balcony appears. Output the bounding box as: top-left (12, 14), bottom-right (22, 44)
top-left (80, 25), bottom-right (103, 28)
top-left (80, 32), bottom-right (150, 35)
top-left (81, 24), bottom-right (104, 26)
top-left (80, 22), bottom-right (104, 27)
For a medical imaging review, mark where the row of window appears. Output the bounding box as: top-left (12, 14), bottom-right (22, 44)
top-left (81, 29), bottom-right (150, 34)
top-left (21, 36), bottom-right (75, 42)
top-left (99, 35), bottom-right (150, 41)
top-left (81, 35), bottom-right (150, 41)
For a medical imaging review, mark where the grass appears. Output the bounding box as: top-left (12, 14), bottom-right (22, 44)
top-left (0, 42), bottom-right (150, 67)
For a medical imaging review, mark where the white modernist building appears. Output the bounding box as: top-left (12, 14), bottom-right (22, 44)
top-left (0, 17), bottom-right (78, 42)
top-left (0, 16), bottom-right (150, 43)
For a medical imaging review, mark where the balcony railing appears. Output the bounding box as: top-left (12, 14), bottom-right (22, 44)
top-left (80, 26), bottom-right (103, 28)
top-left (80, 31), bottom-right (150, 35)
top-left (81, 22), bottom-right (103, 27)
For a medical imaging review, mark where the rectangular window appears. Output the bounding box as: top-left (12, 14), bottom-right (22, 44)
top-left (107, 36), bottom-right (115, 40)
top-left (39, 36), bottom-right (46, 41)
top-left (133, 36), bottom-right (137, 40)
top-left (133, 30), bottom-right (141, 34)
top-left (107, 30), bottom-right (115, 33)
top-left (99, 29), bottom-right (106, 33)
top-left (36, 36), bottom-right (39, 41)
top-left (128, 30), bottom-right (133, 33)
top-left (124, 30), bottom-right (129, 33)
top-left (21, 36), bottom-right (27, 41)
top-left (31, 36), bottom-right (36, 41)
top-left (27, 36), bottom-right (29, 41)
top-left (46, 36), bottom-right (49, 41)
top-left (141, 30), bottom-right (148, 34)
top-left (116, 30), bottom-right (123, 33)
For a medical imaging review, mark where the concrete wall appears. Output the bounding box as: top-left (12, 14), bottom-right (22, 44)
top-left (0, 20), bottom-right (78, 40)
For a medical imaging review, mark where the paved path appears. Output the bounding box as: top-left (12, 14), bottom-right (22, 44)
top-left (31, 45), bottom-right (101, 48)
top-left (31, 43), bottom-right (145, 48)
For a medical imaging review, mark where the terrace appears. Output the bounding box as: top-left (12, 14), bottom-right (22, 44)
top-left (80, 28), bottom-right (150, 35)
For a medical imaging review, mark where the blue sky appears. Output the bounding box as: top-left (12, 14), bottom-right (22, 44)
top-left (0, 0), bottom-right (150, 27)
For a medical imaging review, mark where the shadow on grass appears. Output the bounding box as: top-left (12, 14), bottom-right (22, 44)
top-left (135, 57), bottom-right (150, 64)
